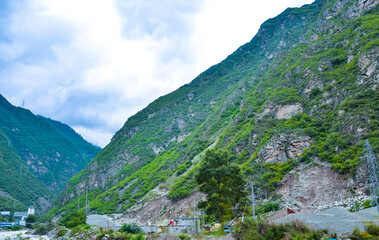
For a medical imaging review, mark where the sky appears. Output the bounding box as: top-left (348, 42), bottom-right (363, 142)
top-left (0, 0), bottom-right (314, 148)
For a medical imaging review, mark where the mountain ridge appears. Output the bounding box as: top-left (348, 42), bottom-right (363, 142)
top-left (0, 94), bottom-right (101, 213)
top-left (54, 0), bottom-right (378, 219)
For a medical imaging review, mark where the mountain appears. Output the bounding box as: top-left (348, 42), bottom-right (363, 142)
top-left (55, 0), bottom-right (378, 220)
top-left (38, 116), bottom-right (101, 164)
top-left (0, 94), bottom-right (101, 212)
top-left (0, 129), bottom-right (53, 213)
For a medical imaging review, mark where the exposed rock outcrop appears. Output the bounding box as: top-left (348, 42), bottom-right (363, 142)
top-left (256, 102), bottom-right (303, 121)
top-left (276, 103), bottom-right (303, 119)
top-left (119, 192), bottom-right (205, 225)
top-left (258, 134), bottom-right (311, 163)
top-left (276, 162), bottom-right (370, 213)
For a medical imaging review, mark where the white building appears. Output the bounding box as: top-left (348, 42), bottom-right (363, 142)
top-left (27, 207), bottom-right (35, 215)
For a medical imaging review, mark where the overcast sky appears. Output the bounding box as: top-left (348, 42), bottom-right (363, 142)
top-left (0, 0), bottom-right (314, 147)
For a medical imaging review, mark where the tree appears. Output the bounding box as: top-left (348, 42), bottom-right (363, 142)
top-left (119, 223), bottom-right (142, 234)
top-left (59, 210), bottom-right (86, 228)
top-left (26, 214), bottom-right (36, 223)
top-left (194, 149), bottom-right (247, 225)
top-left (8, 211), bottom-right (15, 222)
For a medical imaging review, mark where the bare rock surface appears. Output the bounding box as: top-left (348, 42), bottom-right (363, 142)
top-left (277, 165), bottom-right (350, 210)
top-left (276, 103), bottom-right (303, 119)
top-left (256, 102), bottom-right (303, 121)
top-left (258, 134), bottom-right (311, 163)
top-left (117, 192), bottom-right (205, 226)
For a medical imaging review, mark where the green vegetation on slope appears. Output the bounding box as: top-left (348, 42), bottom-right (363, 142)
top-left (0, 129), bottom-right (53, 212)
top-left (55, 0), bottom-right (378, 217)
top-left (0, 94), bottom-right (100, 193)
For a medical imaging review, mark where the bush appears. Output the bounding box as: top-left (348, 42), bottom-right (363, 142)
top-left (366, 223), bottom-right (379, 236)
top-left (5, 226), bottom-right (23, 231)
top-left (347, 224), bottom-right (379, 240)
top-left (119, 223), bottom-right (142, 234)
top-left (178, 233), bottom-right (191, 240)
top-left (59, 210), bottom-right (86, 229)
top-left (233, 218), bottom-right (327, 240)
top-left (362, 199), bottom-right (373, 209)
top-left (56, 227), bottom-right (68, 237)
top-left (257, 201), bottom-right (280, 214)
top-left (33, 223), bottom-right (55, 235)
top-left (26, 214), bottom-right (36, 223)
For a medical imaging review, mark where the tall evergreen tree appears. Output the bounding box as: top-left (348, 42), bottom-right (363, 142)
top-left (194, 149), bottom-right (247, 225)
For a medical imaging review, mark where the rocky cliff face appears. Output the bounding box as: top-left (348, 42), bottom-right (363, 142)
top-left (54, 0), bottom-right (378, 219)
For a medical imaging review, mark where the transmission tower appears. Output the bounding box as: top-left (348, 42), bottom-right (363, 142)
top-left (365, 139), bottom-right (379, 214)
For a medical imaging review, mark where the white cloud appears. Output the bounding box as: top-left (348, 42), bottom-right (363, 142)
top-left (0, 0), bottom-right (314, 147)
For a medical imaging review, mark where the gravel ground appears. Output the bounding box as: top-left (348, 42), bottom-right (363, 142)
top-left (275, 206), bottom-right (379, 236)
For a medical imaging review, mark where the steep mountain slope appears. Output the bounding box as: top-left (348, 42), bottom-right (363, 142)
top-left (56, 0), bottom-right (378, 218)
top-left (0, 129), bottom-right (53, 213)
top-left (0, 94), bottom-right (101, 194)
top-left (39, 116), bottom-right (101, 162)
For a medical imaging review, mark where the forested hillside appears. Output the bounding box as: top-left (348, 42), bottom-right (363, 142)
top-left (0, 94), bottom-right (100, 212)
top-left (55, 0), bottom-right (378, 218)
top-left (0, 129), bottom-right (53, 213)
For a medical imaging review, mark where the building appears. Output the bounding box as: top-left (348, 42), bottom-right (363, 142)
top-left (0, 211), bottom-right (10, 217)
top-left (27, 207), bottom-right (35, 215)
top-left (164, 217), bottom-right (201, 234)
top-left (14, 212), bottom-right (28, 226)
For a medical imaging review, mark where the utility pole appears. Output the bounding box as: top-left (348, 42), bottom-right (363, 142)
top-left (193, 205), bottom-right (196, 233)
top-left (78, 192), bottom-right (80, 210)
top-left (85, 190), bottom-right (88, 214)
top-left (250, 182), bottom-right (255, 218)
top-left (365, 139), bottom-right (379, 214)
top-left (202, 211), bottom-right (205, 231)
top-left (155, 208), bottom-right (157, 226)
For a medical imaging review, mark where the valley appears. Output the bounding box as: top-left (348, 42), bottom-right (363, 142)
top-left (0, 0), bottom-right (378, 239)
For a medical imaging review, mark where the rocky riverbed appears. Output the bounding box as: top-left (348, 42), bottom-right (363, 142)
top-left (0, 230), bottom-right (50, 240)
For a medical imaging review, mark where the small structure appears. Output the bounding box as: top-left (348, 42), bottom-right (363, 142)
top-left (287, 208), bottom-right (296, 214)
top-left (164, 217), bottom-right (201, 234)
top-left (28, 207), bottom-right (35, 215)
top-left (14, 212), bottom-right (28, 219)
top-left (19, 219), bottom-right (26, 226)
top-left (14, 212), bottom-right (28, 226)
top-left (140, 226), bottom-right (158, 234)
top-left (0, 211), bottom-right (10, 217)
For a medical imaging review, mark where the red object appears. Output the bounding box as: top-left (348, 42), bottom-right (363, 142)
top-left (287, 208), bottom-right (295, 214)
top-left (168, 220), bottom-right (174, 226)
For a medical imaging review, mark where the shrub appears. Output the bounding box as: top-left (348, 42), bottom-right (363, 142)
top-left (233, 218), bottom-right (327, 240)
top-left (366, 223), bottom-right (379, 236)
top-left (26, 214), bottom-right (36, 223)
top-left (119, 223), bottom-right (142, 234)
top-left (258, 201), bottom-right (280, 214)
top-left (178, 233), bottom-right (191, 240)
top-left (347, 224), bottom-right (379, 240)
top-left (33, 223), bottom-right (55, 235)
top-left (5, 226), bottom-right (23, 231)
top-left (56, 227), bottom-right (68, 237)
top-left (59, 210), bottom-right (86, 229)
top-left (362, 199), bottom-right (372, 209)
